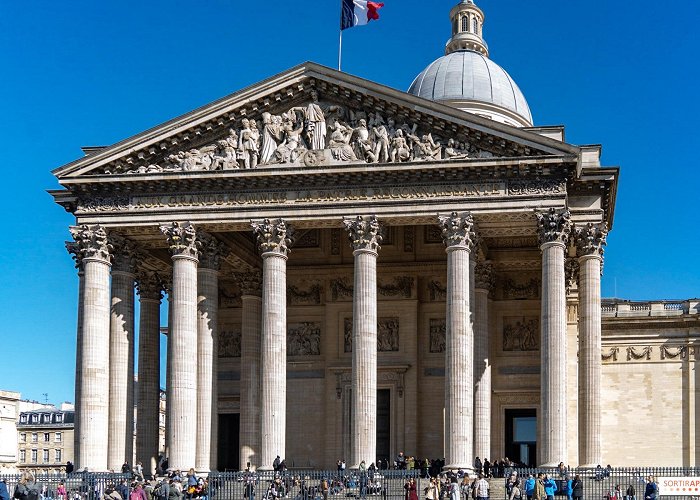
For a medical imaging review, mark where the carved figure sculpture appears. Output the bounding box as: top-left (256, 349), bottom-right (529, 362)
top-left (390, 129), bottom-right (411, 162)
top-left (328, 121), bottom-right (357, 161)
top-left (417, 134), bottom-right (442, 160)
top-left (294, 90), bottom-right (327, 150)
top-left (444, 138), bottom-right (470, 160)
top-left (260, 112), bottom-right (282, 165)
top-left (274, 113), bottom-right (306, 164)
top-left (238, 118), bottom-right (259, 169)
top-left (351, 119), bottom-right (376, 163)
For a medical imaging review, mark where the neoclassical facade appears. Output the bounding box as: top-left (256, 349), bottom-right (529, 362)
top-left (48, 0), bottom-right (660, 473)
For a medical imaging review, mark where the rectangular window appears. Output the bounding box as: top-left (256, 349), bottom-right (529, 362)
top-left (55, 432), bottom-right (62, 443)
top-left (31, 449), bottom-right (37, 463)
top-left (20, 415), bottom-right (27, 423)
top-left (31, 415), bottom-right (39, 423)
top-left (20, 433), bottom-right (26, 442)
top-left (44, 433), bottom-right (50, 442)
top-left (55, 414), bottom-right (63, 423)
top-left (43, 449), bottom-right (49, 463)
top-left (55, 449), bottom-right (62, 462)
top-left (19, 450), bottom-right (26, 463)
top-left (43, 414), bottom-right (51, 423)
top-left (31, 433), bottom-right (38, 443)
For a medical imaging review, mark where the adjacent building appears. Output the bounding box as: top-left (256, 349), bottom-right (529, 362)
top-left (16, 405), bottom-right (75, 474)
top-left (0, 391), bottom-right (21, 468)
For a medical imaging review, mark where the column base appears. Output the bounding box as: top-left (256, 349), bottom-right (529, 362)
top-left (442, 464), bottom-right (473, 473)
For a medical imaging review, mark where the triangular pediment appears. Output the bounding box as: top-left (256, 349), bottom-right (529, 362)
top-left (53, 62), bottom-right (580, 180)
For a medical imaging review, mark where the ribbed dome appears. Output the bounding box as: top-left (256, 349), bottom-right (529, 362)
top-left (408, 50), bottom-right (533, 127)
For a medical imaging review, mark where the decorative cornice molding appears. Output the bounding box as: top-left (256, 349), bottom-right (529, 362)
top-left (343, 215), bottom-right (382, 253)
top-left (535, 208), bottom-right (571, 246)
top-left (438, 211), bottom-right (476, 250)
top-left (251, 218), bottom-right (294, 256)
top-left (160, 221), bottom-right (199, 260)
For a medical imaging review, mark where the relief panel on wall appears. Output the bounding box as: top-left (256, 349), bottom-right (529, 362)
top-left (502, 316), bottom-right (539, 352)
top-left (344, 317), bottom-right (400, 353)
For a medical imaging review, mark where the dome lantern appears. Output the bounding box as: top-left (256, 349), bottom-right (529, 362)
top-left (446, 0), bottom-right (488, 56)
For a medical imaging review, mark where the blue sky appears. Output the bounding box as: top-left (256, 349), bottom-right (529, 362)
top-left (0, 0), bottom-right (697, 405)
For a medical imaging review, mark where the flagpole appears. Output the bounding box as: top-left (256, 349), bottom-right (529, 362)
top-left (339, 29), bottom-right (343, 72)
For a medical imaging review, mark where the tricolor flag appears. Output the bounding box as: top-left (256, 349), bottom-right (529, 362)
top-left (341, 0), bottom-right (385, 30)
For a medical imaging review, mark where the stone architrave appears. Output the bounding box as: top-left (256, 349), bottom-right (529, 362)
top-left (65, 242), bottom-right (84, 466)
top-left (195, 232), bottom-right (227, 472)
top-left (343, 215), bottom-right (382, 468)
top-left (251, 218), bottom-right (294, 471)
top-left (474, 259), bottom-right (494, 462)
top-left (575, 222), bottom-right (607, 467)
top-left (535, 208), bottom-right (572, 466)
top-left (438, 212), bottom-right (476, 470)
top-left (135, 271), bottom-right (163, 476)
top-left (237, 270), bottom-right (263, 470)
top-left (69, 224), bottom-right (112, 471)
top-left (107, 234), bottom-right (137, 471)
top-left (160, 221), bottom-right (200, 470)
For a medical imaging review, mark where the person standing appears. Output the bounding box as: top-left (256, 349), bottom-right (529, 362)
top-left (571, 475), bottom-right (583, 500)
top-left (626, 483), bottom-right (636, 500)
top-left (475, 474), bottom-right (489, 500)
top-left (543, 475), bottom-right (558, 500)
top-left (533, 474), bottom-right (546, 500)
top-left (525, 475), bottom-right (536, 500)
top-left (509, 481), bottom-right (522, 500)
top-left (644, 477), bottom-right (658, 500)
top-left (473, 457), bottom-right (483, 476)
top-left (0, 479), bottom-right (10, 500)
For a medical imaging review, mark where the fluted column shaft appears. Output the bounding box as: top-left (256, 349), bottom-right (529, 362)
top-left (540, 242), bottom-right (568, 466)
top-left (136, 274), bottom-right (162, 477)
top-left (473, 262), bottom-right (493, 461)
top-left (108, 267), bottom-right (136, 470)
top-left (239, 272), bottom-right (263, 470)
top-left (439, 212), bottom-right (476, 470)
top-left (67, 241), bottom-right (85, 468)
top-left (196, 267), bottom-right (218, 472)
top-left (161, 222), bottom-right (200, 470)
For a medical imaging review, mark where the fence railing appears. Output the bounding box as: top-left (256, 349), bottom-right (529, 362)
top-left (504, 467), bottom-right (700, 500)
top-left (0, 472), bottom-right (133, 500)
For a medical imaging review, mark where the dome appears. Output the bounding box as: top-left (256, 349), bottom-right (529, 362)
top-left (408, 50), bottom-right (533, 127)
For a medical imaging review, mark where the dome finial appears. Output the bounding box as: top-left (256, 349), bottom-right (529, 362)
top-left (446, 0), bottom-right (489, 56)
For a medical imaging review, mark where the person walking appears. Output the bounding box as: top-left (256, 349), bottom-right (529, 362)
top-left (474, 475), bottom-right (489, 500)
top-left (543, 475), bottom-right (557, 500)
top-left (524, 475), bottom-right (535, 500)
top-left (0, 479), bottom-right (10, 500)
top-left (571, 475), bottom-right (583, 500)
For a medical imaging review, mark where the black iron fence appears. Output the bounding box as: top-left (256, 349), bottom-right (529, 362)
top-left (504, 467), bottom-right (700, 500)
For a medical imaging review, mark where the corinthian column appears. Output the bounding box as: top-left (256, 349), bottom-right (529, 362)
top-left (195, 233), bottom-right (227, 472)
top-left (65, 242), bottom-right (84, 467)
top-left (438, 212), bottom-right (476, 470)
top-left (108, 234), bottom-right (137, 470)
top-left (70, 224), bottom-right (112, 471)
top-left (343, 216), bottom-right (382, 468)
top-left (474, 260), bottom-right (494, 461)
top-left (251, 219), bottom-right (294, 471)
top-left (160, 222), bottom-right (200, 470)
top-left (135, 271), bottom-right (163, 476)
top-left (535, 208), bottom-right (572, 466)
top-left (238, 271), bottom-right (263, 470)
top-left (575, 222), bottom-right (607, 467)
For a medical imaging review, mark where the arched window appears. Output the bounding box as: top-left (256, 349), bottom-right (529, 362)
top-left (473, 17), bottom-right (479, 34)
top-left (462, 16), bottom-right (469, 32)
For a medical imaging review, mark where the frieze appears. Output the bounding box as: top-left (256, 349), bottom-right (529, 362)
top-left (287, 322), bottom-right (321, 356)
top-left (602, 345), bottom-right (698, 362)
top-left (429, 318), bottom-right (446, 353)
top-left (294, 229), bottom-right (321, 248)
top-left (627, 346), bottom-right (652, 361)
top-left (601, 347), bottom-right (620, 362)
top-left (428, 280), bottom-right (447, 301)
top-left (330, 278), bottom-right (354, 302)
top-left (503, 317), bottom-right (539, 351)
top-left (288, 282), bottom-right (322, 305)
top-left (508, 180), bottom-right (567, 196)
top-left (500, 277), bottom-right (541, 300)
top-left (660, 345), bottom-right (688, 360)
top-left (343, 317), bottom-right (400, 353)
top-left (219, 329), bottom-right (241, 358)
top-left (378, 276), bottom-right (414, 299)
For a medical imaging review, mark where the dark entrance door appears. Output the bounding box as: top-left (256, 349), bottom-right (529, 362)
top-left (217, 413), bottom-right (240, 471)
top-left (505, 409), bottom-right (537, 467)
top-left (376, 389), bottom-right (391, 465)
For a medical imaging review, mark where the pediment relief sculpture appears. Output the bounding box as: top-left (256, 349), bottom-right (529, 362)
top-left (93, 93), bottom-right (515, 177)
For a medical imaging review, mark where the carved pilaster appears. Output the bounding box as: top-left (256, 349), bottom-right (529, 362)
top-left (343, 215), bottom-right (382, 253)
top-left (235, 270), bottom-right (263, 297)
top-left (109, 233), bottom-right (138, 274)
top-left (475, 261), bottom-right (495, 293)
top-left (535, 208), bottom-right (572, 247)
top-left (136, 271), bottom-right (164, 302)
top-left (251, 218), bottom-right (294, 256)
top-left (160, 222), bottom-right (199, 260)
top-left (438, 212), bottom-right (476, 250)
top-left (575, 222), bottom-right (608, 258)
top-left (198, 231), bottom-right (229, 270)
top-left (69, 224), bottom-right (112, 263)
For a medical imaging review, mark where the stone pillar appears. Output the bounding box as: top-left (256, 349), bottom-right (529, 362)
top-left (473, 260), bottom-right (494, 461)
top-left (344, 215), bottom-right (382, 468)
top-left (65, 242), bottom-right (84, 466)
top-left (536, 208), bottom-right (572, 466)
top-left (438, 212), bottom-right (476, 470)
top-left (160, 222), bottom-right (200, 470)
top-left (238, 271), bottom-right (263, 470)
top-left (70, 224), bottom-right (112, 471)
top-left (164, 282), bottom-right (173, 460)
top-left (195, 233), bottom-right (227, 473)
top-left (251, 219), bottom-right (294, 471)
top-left (575, 222), bottom-right (607, 467)
top-left (135, 271), bottom-right (163, 476)
top-left (107, 235), bottom-right (137, 470)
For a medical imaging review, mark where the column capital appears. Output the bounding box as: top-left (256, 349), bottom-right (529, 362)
top-left (438, 211), bottom-right (476, 251)
top-left (136, 271), bottom-right (164, 302)
top-left (198, 231), bottom-right (229, 270)
top-left (565, 257), bottom-right (580, 295)
top-left (160, 221), bottom-right (199, 260)
top-left (65, 241), bottom-right (84, 272)
top-left (343, 215), bottom-right (382, 254)
top-left (474, 260), bottom-right (495, 293)
top-left (69, 224), bottom-right (112, 264)
top-left (575, 222), bottom-right (608, 258)
top-left (234, 270), bottom-right (263, 297)
top-left (109, 233), bottom-right (138, 274)
top-left (252, 218), bottom-right (294, 257)
top-left (536, 208), bottom-right (572, 247)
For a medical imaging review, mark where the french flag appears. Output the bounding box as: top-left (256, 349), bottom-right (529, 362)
top-left (341, 0), bottom-right (385, 30)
